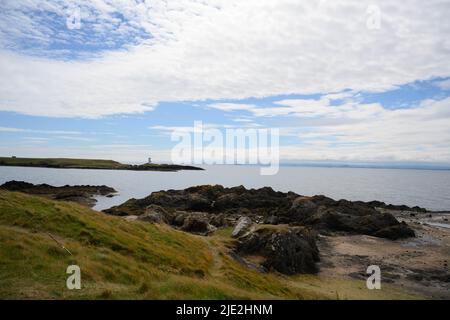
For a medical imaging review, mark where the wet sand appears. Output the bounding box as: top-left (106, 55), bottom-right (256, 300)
top-left (317, 210), bottom-right (450, 299)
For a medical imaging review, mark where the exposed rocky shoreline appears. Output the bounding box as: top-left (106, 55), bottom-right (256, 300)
top-left (0, 180), bottom-right (117, 207)
top-left (104, 185), bottom-right (419, 238)
top-left (103, 185), bottom-right (450, 298)
top-left (318, 209), bottom-right (450, 299)
top-left (104, 185), bottom-right (434, 275)
top-left (4, 181), bottom-right (448, 298)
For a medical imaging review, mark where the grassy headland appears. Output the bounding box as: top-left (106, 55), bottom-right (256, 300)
top-left (0, 157), bottom-right (203, 171)
top-left (0, 190), bottom-right (421, 299)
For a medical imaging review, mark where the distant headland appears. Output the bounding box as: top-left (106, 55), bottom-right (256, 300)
top-left (0, 156), bottom-right (203, 172)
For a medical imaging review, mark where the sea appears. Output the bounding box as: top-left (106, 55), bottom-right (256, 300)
top-left (1, 165), bottom-right (449, 211)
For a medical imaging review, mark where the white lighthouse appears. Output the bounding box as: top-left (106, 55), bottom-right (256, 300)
top-left (148, 157), bottom-right (152, 164)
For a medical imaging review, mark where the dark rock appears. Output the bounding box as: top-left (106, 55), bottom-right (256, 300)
top-left (180, 216), bottom-right (216, 235)
top-left (291, 197), bottom-right (318, 212)
top-left (103, 184), bottom-right (415, 240)
top-left (407, 268), bottom-right (450, 283)
top-left (187, 193), bottom-right (212, 211)
top-left (139, 212), bottom-right (165, 223)
top-left (236, 226), bottom-right (319, 274)
top-left (414, 206), bottom-right (427, 213)
top-left (215, 193), bottom-right (240, 210)
top-left (138, 205), bottom-right (172, 224)
top-left (173, 212), bottom-right (187, 226)
top-left (364, 200), bottom-right (427, 213)
top-left (0, 180), bottom-right (116, 207)
top-left (295, 203), bottom-right (415, 240)
top-left (373, 222), bottom-right (415, 240)
top-left (406, 273), bottom-right (424, 281)
top-left (104, 184), bottom-right (294, 217)
top-left (209, 213), bottom-right (227, 227)
top-left (0, 180), bottom-right (34, 191)
top-left (263, 215), bottom-right (279, 225)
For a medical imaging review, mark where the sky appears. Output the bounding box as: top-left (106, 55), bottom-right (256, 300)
top-left (0, 0), bottom-right (450, 165)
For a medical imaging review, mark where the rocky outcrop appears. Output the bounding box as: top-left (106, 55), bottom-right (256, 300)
top-left (372, 222), bottom-right (415, 240)
top-left (138, 205), bottom-right (173, 224)
top-left (104, 184), bottom-right (420, 276)
top-left (134, 205), bottom-right (221, 235)
top-left (105, 184), bottom-right (417, 240)
top-left (235, 226), bottom-right (320, 274)
top-left (292, 204), bottom-right (416, 239)
top-left (180, 216), bottom-right (217, 235)
top-left (105, 185), bottom-right (294, 216)
top-left (0, 180), bottom-right (116, 207)
top-left (362, 200), bottom-right (427, 213)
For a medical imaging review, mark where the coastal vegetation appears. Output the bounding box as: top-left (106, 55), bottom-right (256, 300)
top-left (0, 157), bottom-right (203, 171)
top-left (0, 180), bottom-right (116, 208)
top-left (0, 190), bottom-right (421, 299)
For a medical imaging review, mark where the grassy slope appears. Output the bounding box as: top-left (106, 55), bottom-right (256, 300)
top-left (0, 157), bottom-right (123, 169)
top-left (0, 190), bottom-right (423, 300)
top-left (0, 157), bottom-right (202, 171)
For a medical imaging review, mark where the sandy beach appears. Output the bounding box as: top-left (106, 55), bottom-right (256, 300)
top-left (318, 210), bottom-right (450, 299)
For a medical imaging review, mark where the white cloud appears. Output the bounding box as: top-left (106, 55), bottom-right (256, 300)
top-left (57, 136), bottom-right (95, 142)
top-left (208, 94), bottom-right (384, 118)
top-left (203, 95), bottom-right (450, 162)
top-left (232, 118), bottom-right (254, 123)
top-left (4, 97), bottom-right (449, 163)
top-left (278, 97), bottom-right (450, 162)
top-left (434, 79), bottom-right (450, 90)
top-left (21, 137), bottom-right (50, 144)
top-left (149, 122), bottom-right (260, 135)
top-left (0, 127), bottom-right (81, 135)
top-left (274, 99), bottom-right (385, 119)
top-left (208, 103), bottom-right (256, 112)
top-left (0, 126), bottom-right (26, 132)
top-left (0, 0), bottom-right (449, 117)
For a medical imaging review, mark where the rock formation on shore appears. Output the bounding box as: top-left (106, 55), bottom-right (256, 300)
top-left (236, 225), bottom-right (320, 274)
top-left (0, 180), bottom-right (116, 207)
top-left (104, 185), bottom-right (419, 238)
top-left (104, 185), bottom-right (420, 275)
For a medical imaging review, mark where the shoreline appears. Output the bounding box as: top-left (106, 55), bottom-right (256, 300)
top-left (318, 209), bottom-right (450, 299)
top-left (1, 182), bottom-right (449, 299)
top-left (102, 184), bottom-right (450, 299)
top-left (0, 163), bottom-right (203, 172)
top-left (0, 180), bottom-right (117, 208)
top-left (0, 156), bottom-right (203, 172)
top-left (2, 162), bottom-right (450, 212)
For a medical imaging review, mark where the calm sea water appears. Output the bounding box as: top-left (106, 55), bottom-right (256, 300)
top-left (0, 165), bottom-right (449, 211)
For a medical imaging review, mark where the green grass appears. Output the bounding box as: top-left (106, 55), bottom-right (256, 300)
top-left (0, 157), bottom-right (202, 171)
top-left (0, 157), bottom-right (123, 169)
top-left (0, 190), bottom-right (423, 299)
